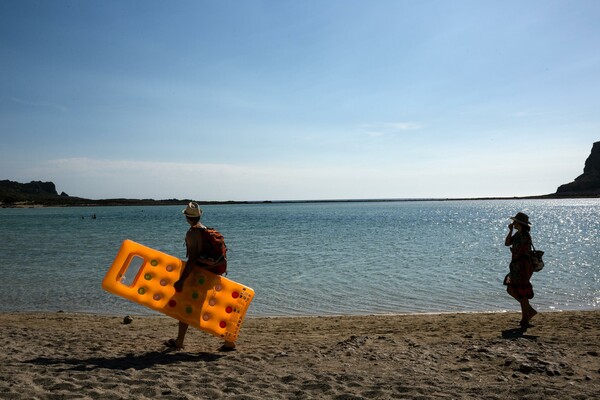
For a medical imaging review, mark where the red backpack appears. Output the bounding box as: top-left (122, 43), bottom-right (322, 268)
top-left (201, 227), bottom-right (227, 275)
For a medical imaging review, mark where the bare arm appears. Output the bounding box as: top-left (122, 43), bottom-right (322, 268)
top-left (504, 223), bottom-right (514, 246)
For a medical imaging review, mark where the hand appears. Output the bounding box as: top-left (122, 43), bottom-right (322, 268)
top-left (508, 223), bottom-right (514, 230)
top-left (174, 279), bottom-right (184, 293)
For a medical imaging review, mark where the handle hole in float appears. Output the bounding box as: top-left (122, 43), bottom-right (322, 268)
top-left (119, 255), bottom-right (145, 287)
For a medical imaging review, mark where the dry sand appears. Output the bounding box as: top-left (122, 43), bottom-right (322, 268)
top-left (0, 310), bottom-right (598, 399)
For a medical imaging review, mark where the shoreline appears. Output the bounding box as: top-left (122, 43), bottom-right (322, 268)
top-left (1, 310), bottom-right (598, 399)
top-left (2, 193), bottom-right (599, 208)
top-left (3, 307), bottom-right (599, 319)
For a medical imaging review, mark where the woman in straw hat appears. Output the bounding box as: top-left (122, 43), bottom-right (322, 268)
top-left (504, 212), bottom-right (537, 328)
top-left (163, 202), bottom-right (236, 351)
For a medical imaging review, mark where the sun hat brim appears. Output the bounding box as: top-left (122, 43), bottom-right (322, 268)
top-left (183, 202), bottom-right (202, 218)
top-left (510, 216), bottom-right (531, 226)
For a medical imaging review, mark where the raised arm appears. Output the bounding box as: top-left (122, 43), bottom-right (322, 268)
top-left (504, 223), bottom-right (514, 246)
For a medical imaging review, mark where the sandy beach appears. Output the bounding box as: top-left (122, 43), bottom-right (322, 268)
top-left (0, 310), bottom-right (598, 399)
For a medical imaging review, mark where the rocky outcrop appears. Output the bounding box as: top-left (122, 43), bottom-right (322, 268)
top-left (0, 180), bottom-right (75, 206)
top-left (556, 141), bottom-right (600, 195)
top-left (0, 180), bottom-right (59, 196)
top-left (0, 179), bottom-right (191, 207)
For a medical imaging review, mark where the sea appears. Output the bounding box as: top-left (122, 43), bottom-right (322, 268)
top-left (0, 199), bottom-right (598, 317)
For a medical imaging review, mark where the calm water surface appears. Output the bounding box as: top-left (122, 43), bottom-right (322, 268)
top-left (0, 199), bottom-right (598, 317)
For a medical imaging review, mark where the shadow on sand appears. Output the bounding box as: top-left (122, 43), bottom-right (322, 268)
top-left (501, 327), bottom-right (539, 340)
top-left (25, 350), bottom-right (223, 371)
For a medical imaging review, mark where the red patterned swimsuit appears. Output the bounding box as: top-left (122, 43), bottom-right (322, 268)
top-left (504, 231), bottom-right (534, 300)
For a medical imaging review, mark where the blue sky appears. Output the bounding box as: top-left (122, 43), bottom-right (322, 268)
top-left (1, 0), bottom-right (599, 201)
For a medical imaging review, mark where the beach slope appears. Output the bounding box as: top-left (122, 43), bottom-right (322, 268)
top-left (1, 311), bottom-right (598, 399)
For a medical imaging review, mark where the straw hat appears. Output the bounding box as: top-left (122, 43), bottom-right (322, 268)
top-left (183, 202), bottom-right (202, 218)
top-left (510, 212), bottom-right (531, 226)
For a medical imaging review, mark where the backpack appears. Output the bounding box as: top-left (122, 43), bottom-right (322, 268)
top-left (201, 227), bottom-right (227, 275)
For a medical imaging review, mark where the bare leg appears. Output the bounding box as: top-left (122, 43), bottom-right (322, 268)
top-left (528, 305), bottom-right (537, 321)
top-left (519, 298), bottom-right (530, 326)
top-left (175, 321), bottom-right (188, 348)
top-left (507, 286), bottom-right (531, 326)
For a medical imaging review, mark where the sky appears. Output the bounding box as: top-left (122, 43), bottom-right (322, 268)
top-left (1, 0), bottom-right (599, 201)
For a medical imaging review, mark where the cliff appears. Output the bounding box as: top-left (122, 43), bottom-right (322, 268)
top-left (0, 180), bottom-right (69, 204)
top-left (0, 180), bottom-right (191, 207)
top-left (556, 141), bottom-right (600, 196)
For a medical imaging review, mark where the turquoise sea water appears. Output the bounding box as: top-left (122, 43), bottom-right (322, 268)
top-left (0, 199), bottom-right (598, 317)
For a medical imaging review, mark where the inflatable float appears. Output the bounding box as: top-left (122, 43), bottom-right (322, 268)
top-left (102, 239), bottom-right (254, 342)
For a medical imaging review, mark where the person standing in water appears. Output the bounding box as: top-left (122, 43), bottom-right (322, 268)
top-left (163, 202), bottom-right (236, 351)
top-left (503, 212), bottom-right (537, 328)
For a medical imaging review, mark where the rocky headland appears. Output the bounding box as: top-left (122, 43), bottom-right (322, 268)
top-left (0, 180), bottom-right (189, 207)
top-left (555, 141), bottom-right (600, 196)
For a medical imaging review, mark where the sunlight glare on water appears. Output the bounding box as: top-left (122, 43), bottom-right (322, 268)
top-left (0, 199), bottom-right (598, 316)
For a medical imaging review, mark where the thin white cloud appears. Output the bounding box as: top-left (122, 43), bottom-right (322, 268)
top-left (363, 122), bottom-right (422, 137)
top-left (11, 97), bottom-right (68, 112)
top-left (22, 148), bottom-right (580, 201)
top-left (32, 158), bottom-right (394, 200)
top-left (385, 123), bottom-right (422, 130)
top-left (508, 110), bottom-right (556, 118)
top-left (510, 111), bottom-right (530, 117)
top-left (29, 157), bottom-right (447, 200)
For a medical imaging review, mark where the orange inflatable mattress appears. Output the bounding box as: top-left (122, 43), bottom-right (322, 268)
top-left (102, 239), bottom-right (254, 342)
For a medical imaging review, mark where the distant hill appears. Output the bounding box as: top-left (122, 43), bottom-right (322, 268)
top-left (0, 180), bottom-right (251, 207)
top-left (0, 180), bottom-right (69, 205)
top-left (556, 141), bottom-right (600, 196)
top-left (0, 180), bottom-right (190, 207)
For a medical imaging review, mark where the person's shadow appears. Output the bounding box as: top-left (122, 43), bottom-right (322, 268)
top-left (501, 326), bottom-right (539, 340)
top-left (25, 350), bottom-right (223, 371)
